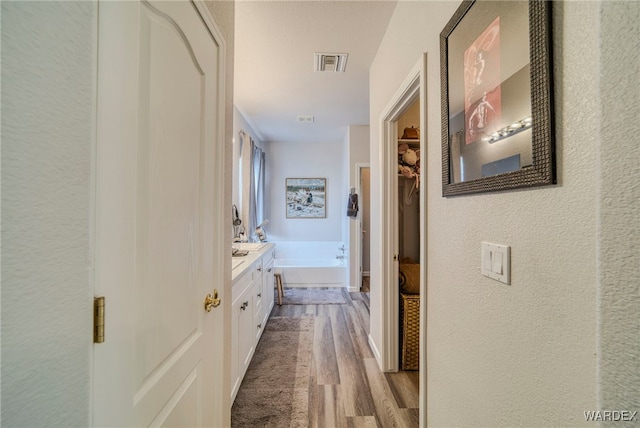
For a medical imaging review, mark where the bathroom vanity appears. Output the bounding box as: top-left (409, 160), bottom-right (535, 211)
top-left (230, 242), bottom-right (275, 402)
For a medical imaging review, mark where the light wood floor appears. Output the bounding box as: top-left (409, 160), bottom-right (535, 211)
top-left (271, 288), bottom-right (419, 427)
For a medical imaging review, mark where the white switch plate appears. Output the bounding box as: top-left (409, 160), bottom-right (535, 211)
top-left (481, 242), bottom-right (511, 284)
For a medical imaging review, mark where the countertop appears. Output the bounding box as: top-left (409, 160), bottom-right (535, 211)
top-left (231, 242), bottom-right (275, 282)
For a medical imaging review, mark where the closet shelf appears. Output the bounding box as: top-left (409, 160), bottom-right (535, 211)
top-left (398, 138), bottom-right (420, 147)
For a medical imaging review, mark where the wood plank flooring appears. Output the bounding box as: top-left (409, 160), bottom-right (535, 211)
top-left (270, 289), bottom-right (419, 427)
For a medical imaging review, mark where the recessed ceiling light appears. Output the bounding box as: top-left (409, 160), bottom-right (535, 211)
top-left (314, 53), bottom-right (348, 73)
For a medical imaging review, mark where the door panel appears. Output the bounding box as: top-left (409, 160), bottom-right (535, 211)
top-left (135, 0), bottom-right (205, 397)
top-left (94, 1), bottom-right (225, 426)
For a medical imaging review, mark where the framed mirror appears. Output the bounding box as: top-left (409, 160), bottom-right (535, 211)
top-left (440, 0), bottom-right (555, 196)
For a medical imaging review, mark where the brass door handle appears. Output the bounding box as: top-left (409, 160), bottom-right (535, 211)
top-left (204, 289), bottom-right (221, 312)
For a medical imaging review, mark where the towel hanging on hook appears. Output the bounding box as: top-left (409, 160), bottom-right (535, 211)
top-left (347, 191), bottom-right (359, 217)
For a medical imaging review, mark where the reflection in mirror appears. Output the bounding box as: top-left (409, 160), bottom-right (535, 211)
top-left (448, 1), bottom-right (531, 182)
top-left (441, 0), bottom-right (555, 196)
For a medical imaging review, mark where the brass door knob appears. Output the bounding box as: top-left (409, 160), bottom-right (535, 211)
top-left (204, 289), bottom-right (221, 312)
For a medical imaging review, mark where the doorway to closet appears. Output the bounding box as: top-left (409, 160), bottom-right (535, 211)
top-left (379, 56), bottom-right (426, 416)
top-left (396, 99), bottom-right (421, 373)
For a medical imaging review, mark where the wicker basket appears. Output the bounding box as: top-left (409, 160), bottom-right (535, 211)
top-left (400, 293), bottom-right (420, 370)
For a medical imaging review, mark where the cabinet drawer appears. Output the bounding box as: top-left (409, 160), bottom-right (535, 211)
top-left (232, 264), bottom-right (259, 305)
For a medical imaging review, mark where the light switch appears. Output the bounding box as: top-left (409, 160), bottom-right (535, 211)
top-left (481, 242), bottom-right (511, 285)
top-left (483, 248), bottom-right (492, 271)
top-left (492, 252), bottom-right (503, 274)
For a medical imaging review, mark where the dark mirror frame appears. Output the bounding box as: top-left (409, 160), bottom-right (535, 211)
top-left (440, 0), bottom-right (555, 197)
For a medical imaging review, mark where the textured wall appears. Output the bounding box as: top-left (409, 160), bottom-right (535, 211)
top-left (598, 2), bottom-right (640, 425)
top-left (1, 2), bottom-right (97, 426)
top-left (370, 1), bottom-right (604, 426)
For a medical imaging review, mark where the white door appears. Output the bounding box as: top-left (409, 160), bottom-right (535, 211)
top-left (93, 1), bottom-right (226, 426)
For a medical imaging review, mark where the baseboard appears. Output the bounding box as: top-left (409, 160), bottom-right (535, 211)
top-left (368, 334), bottom-right (382, 367)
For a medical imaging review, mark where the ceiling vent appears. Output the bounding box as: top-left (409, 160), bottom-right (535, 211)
top-left (314, 53), bottom-right (348, 73)
top-left (297, 115), bottom-right (314, 123)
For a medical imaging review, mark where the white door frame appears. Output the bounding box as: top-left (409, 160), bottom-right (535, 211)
top-left (379, 55), bottom-right (426, 379)
top-left (354, 163), bottom-right (370, 291)
top-left (192, 3), bottom-right (229, 424)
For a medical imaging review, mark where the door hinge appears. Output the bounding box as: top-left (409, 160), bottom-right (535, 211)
top-left (94, 296), bottom-right (105, 344)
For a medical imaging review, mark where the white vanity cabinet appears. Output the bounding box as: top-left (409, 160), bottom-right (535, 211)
top-left (230, 263), bottom-right (257, 401)
top-left (230, 243), bottom-right (275, 403)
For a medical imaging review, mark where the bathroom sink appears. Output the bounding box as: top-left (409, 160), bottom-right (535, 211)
top-left (234, 243), bottom-right (266, 252)
top-left (232, 259), bottom-right (244, 270)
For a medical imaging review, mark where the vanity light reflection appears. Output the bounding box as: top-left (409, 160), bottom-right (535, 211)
top-left (482, 116), bottom-right (533, 144)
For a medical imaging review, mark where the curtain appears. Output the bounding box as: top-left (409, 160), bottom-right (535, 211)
top-left (240, 130), bottom-right (266, 242)
top-left (254, 146), bottom-right (266, 227)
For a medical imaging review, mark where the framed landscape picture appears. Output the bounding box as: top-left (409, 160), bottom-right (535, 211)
top-left (286, 178), bottom-right (326, 218)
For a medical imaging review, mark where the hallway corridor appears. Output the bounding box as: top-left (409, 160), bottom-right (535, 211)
top-left (232, 289), bottom-right (419, 427)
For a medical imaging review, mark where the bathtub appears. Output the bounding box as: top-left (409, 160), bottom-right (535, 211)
top-left (273, 241), bottom-right (347, 288)
top-left (274, 258), bottom-right (345, 287)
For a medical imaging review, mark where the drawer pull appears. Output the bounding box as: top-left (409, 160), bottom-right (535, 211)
top-left (257, 293), bottom-right (262, 297)
top-left (257, 323), bottom-right (262, 329)
top-left (240, 301), bottom-right (248, 310)
top-left (257, 266), bottom-right (262, 272)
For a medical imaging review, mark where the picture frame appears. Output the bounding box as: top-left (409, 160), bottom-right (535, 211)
top-left (440, 0), bottom-right (555, 196)
top-left (285, 178), bottom-right (326, 218)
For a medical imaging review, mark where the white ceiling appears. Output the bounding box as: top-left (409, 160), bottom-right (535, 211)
top-left (234, 1), bottom-right (398, 143)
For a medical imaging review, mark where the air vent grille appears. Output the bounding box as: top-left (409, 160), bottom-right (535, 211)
top-left (314, 53), bottom-right (348, 73)
top-left (297, 116), bottom-right (314, 123)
